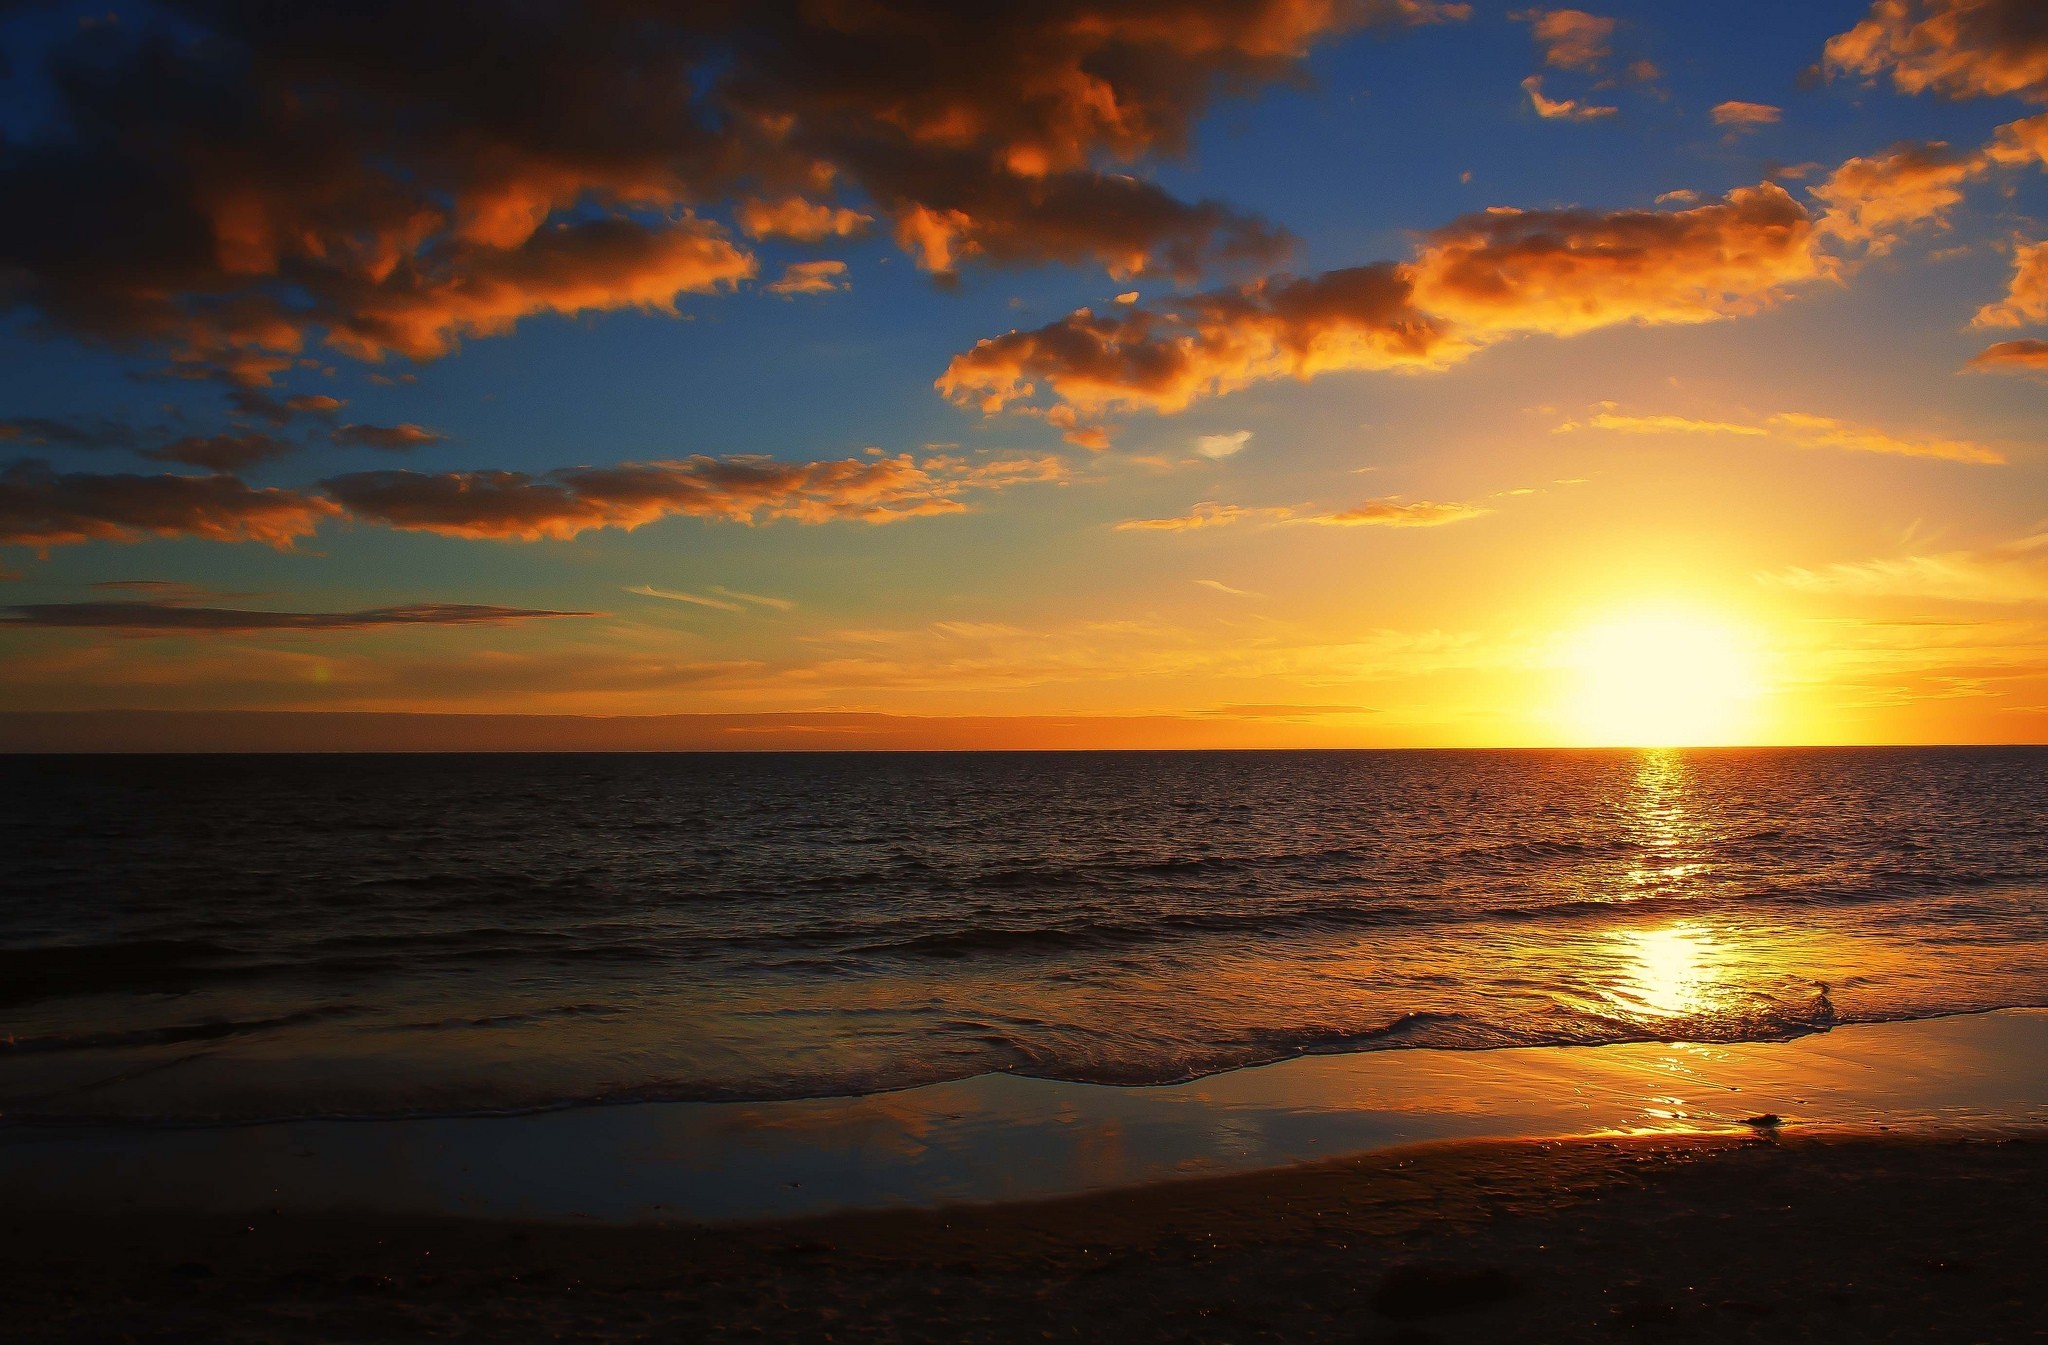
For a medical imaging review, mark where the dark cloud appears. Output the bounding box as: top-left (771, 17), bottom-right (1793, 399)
top-left (0, 416), bottom-right (137, 450)
top-left (0, 458), bottom-right (334, 549)
top-left (227, 389), bottom-right (346, 426)
top-left (0, 447), bottom-right (1065, 551)
top-left (331, 422), bottom-right (447, 451)
top-left (0, 600), bottom-right (594, 631)
top-left (140, 432), bottom-right (295, 471)
top-left (0, 1), bottom-right (1467, 387)
top-left (322, 452), bottom-right (1065, 540)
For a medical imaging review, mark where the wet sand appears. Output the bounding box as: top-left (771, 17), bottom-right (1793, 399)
top-left (6, 1129), bottom-right (2047, 1343)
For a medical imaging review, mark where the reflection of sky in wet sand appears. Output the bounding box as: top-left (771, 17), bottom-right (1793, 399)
top-left (3, 1010), bottom-right (2045, 1224)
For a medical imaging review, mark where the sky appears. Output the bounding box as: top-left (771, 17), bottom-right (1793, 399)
top-left (2, 0), bottom-right (2047, 749)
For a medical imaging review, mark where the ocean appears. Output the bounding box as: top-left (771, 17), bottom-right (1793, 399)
top-left (3, 747), bottom-right (2046, 1125)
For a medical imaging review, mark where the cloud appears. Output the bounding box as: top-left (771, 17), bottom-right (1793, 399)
top-left (1826, 0), bottom-right (2048, 102)
top-left (332, 422), bottom-right (449, 451)
top-left (1557, 408), bottom-right (2006, 463)
top-left (764, 260), bottom-right (851, 297)
top-left (1195, 430), bottom-right (1253, 459)
top-left (735, 197), bottom-right (873, 242)
top-left (1117, 497), bottom-right (1486, 531)
top-left (625, 584), bottom-right (744, 612)
top-left (0, 1), bottom-right (1469, 388)
top-left (710, 586), bottom-right (796, 612)
top-left (0, 417), bottom-right (137, 450)
top-left (228, 390), bottom-right (346, 427)
top-left (140, 433), bottom-right (296, 472)
top-left (1712, 100), bottom-right (1783, 127)
top-left (1809, 140), bottom-right (1986, 252)
top-left (323, 451), bottom-right (1064, 541)
top-left (1438, 191), bottom-right (1814, 323)
top-left (1966, 336), bottom-right (2048, 372)
top-left (1521, 75), bottom-right (1617, 120)
top-left (1409, 184), bottom-right (1826, 337)
top-left (1514, 9), bottom-right (1615, 70)
top-left (1115, 502), bottom-right (1287, 532)
top-left (1763, 533), bottom-right (2048, 604)
top-left (1972, 239), bottom-right (2048, 325)
top-left (321, 217), bottom-right (759, 363)
top-left (1194, 578), bottom-right (1257, 596)
top-left (0, 601), bottom-right (595, 632)
top-left (943, 184), bottom-right (1824, 423)
top-left (0, 460), bottom-right (336, 550)
top-left (1302, 498), bottom-right (1489, 527)
top-left (939, 263), bottom-right (1455, 417)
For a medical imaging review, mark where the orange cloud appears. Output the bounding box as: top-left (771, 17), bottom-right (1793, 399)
top-left (323, 452), bottom-right (1064, 541)
top-left (1826, 0), bottom-right (2048, 102)
top-left (735, 197), bottom-right (873, 242)
top-left (1303, 498), bottom-right (1489, 527)
top-left (1115, 497), bottom-right (1487, 531)
top-left (1809, 141), bottom-right (1986, 251)
top-left (1972, 239), bottom-right (2048, 326)
top-left (1514, 9), bottom-right (1616, 70)
top-left (945, 185), bottom-right (1826, 423)
top-left (1967, 337), bottom-right (2048, 373)
top-left (1407, 184), bottom-right (1825, 337)
top-left (764, 260), bottom-right (852, 297)
top-left (0, 460), bottom-right (335, 550)
top-left (322, 218), bottom-right (757, 362)
top-left (940, 263), bottom-right (1453, 417)
top-left (1712, 100), bottom-right (1783, 126)
top-left (1521, 75), bottom-right (1617, 120)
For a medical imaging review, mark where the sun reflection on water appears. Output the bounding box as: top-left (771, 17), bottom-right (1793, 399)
top-left (1627, 748), bottom-right (1704, 892)
top-left (1617, 923), bottom-right (1722, 1019)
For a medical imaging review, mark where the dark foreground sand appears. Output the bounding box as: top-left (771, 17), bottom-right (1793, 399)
top-left (5, 1130), bottom-right (2044, 1343)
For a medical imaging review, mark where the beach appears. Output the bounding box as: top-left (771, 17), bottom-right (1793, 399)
top-left (5, 1009), bottom-right (2048, 1341)
top-left (6, 1129), bottom-right (2045, 1343)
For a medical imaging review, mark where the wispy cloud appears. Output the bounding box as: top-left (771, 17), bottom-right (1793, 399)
top-left (1194, 578), bottom-right (1257, 596)
top-left (710, 586), bottom-right (795, 612)
top-left (1119, 497), bottom-right (1489, 532)
top-left (1302, 499), bottom-right (1490, 528)
top-left (1762, 534), bottom-right (2048, 604)
top-left (0, 601), bottom-right (595, 632)
top-left (1555, 407), bottom-right (2007, 464)
top-left (626, 584), bottom-right (745, 612)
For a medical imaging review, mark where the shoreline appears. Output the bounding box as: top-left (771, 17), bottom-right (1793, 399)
top-left (5, 1007), bottom-right (2046, 1225)
top-left (7, 1128), bottom-right (2045, 1342)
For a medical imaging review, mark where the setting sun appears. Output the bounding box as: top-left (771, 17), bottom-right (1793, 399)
top-left (1560, 608), bottom-right (1765, 747)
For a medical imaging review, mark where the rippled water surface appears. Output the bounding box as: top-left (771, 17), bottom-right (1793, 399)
top-left (3, 748), bottom-right (2045, 1122)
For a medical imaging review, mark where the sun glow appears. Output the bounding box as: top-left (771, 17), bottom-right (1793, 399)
top-left (1560, 606), bottom-right (1765, 747)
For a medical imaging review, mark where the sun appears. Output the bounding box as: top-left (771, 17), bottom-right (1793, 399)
top-left (1558, 605), bottom-right (1765, 747)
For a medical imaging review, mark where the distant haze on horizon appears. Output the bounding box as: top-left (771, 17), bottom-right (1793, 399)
top-left (4, 1), bottom-right (2048, 749)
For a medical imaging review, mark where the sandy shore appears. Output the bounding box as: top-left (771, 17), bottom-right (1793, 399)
top-left (6, 1129), bottom-right (2046, 1343)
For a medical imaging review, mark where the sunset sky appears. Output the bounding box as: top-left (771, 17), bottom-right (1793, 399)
top-left (3, 0), bottom-right (2047, 748)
